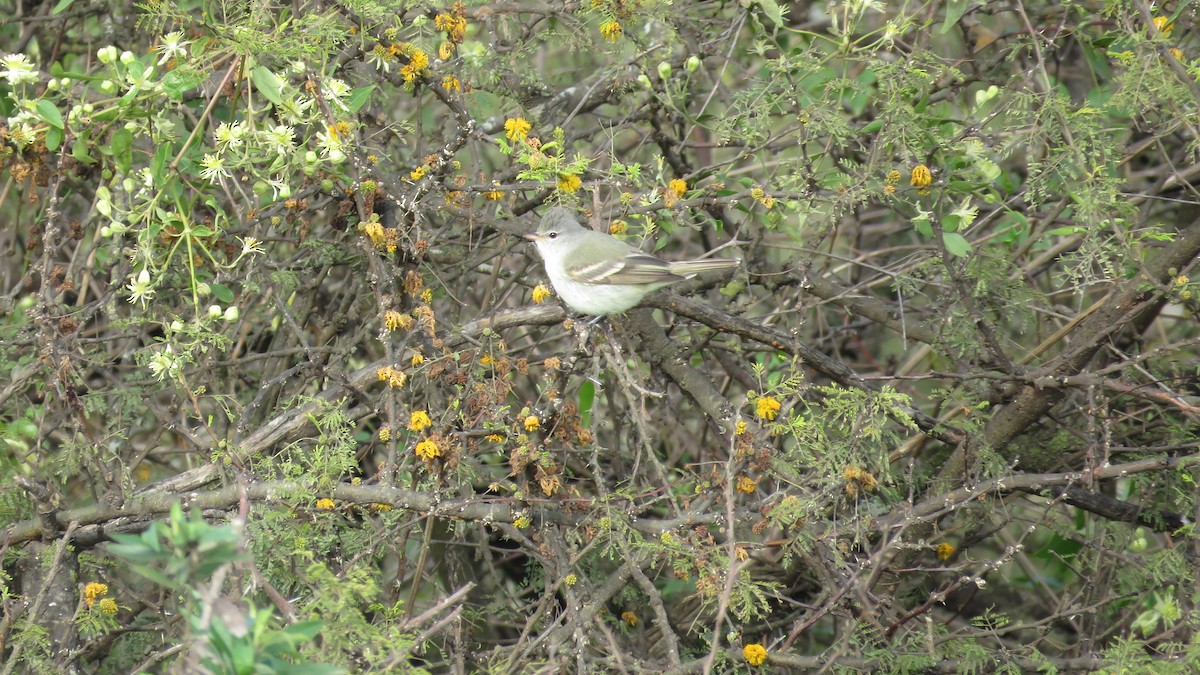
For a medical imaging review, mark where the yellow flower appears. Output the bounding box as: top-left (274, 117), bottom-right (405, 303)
top-left (750, 187), bottom-right (776, 209)
top-left (505, 117), bottom-right (531, 142)
top-left (441, 75), bottom-right (461, 92)
top-left (609, 220), bottom-right (627, 234)
top-left (316, 498), bottom-right (335, 510)
top-left (421, 288), bottom-right (434, 304)
top-left (486, 433), bottom-right (504, 443)
top-left (1170, 48), bottom-right (1184, 61)
top-left (735, 420), bottom-right (748, 435)
top-left (736, 475), bottom-right (757, 494)
top-left (910, 164), bottom-right (932, 187)
top-left (937, 542), bottom-right (956, 561)
top-left (599, 20), bottom-right (623, 42)
top-left (83, 582), bottom-right (109, 608)
top-left (415, 438), bottom-right (441, 461)
top-left (408, 410), bottom-right (433, 432)
top-left (379, 426), bottom-right (392, 441)
top-left (370, 502), bottom-right (393, 512)
top-left (1153, 16), bottom-right (1174, 35)
top-left (384, 310), bottom-right (407, 331)
top-left (755, 396), bottom-right (781, 421)
top-left (514, 513), bottom-right (532, 528)
top-left (411, 352), bottom-right (425, 367)
top-left (621, 610), bottom-right (638, 626)
top-left (557, 174), bottom-right (582, 193)
top-left (484, 182), bottom-right (504, 200)
top-left (524, 415), bottom-right (541, 432)
top-left (564, 573), bottom-right (577, 586)
top-left (883, 183), bottom-right (896, 195)
top-left (743, 643), bottom-right (767, 666)
top-left (886, 169), bottom-right (901, 182)
top-left (410, 166), bottom-right (426, 181)
top-left (668, 178), bottom-right (687, 197)
top-left (532, 284), bottom-right (552, 304)
top-left (98, 597), bottom-right (118, 615)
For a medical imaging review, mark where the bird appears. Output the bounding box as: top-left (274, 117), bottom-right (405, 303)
top-left (524, 207), bottom-right (739, 316)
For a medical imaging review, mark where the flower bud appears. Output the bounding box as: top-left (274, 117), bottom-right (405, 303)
top-left (208, 304), bottom-right (223, 319)
top-left (119, 51), bottom-right (136, 64)
top-left (657, 61), bottom-right (672, 80)
top-left (223, 306), bottom-right (239, 322)
top-left (637, 74), bottom-right (652, 89)
top-left (97, 46), bottom-right (118, 64)
top-left (686, 55), bottom-right (700, 73)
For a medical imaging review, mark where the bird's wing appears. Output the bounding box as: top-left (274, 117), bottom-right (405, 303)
top-left (565, 253), bottom-right (685, 285)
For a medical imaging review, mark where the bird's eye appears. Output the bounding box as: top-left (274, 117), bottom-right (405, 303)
top-left (548, 231), bottom-right (558, 239)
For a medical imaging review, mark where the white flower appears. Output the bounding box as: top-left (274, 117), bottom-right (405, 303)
top-left (238, 236), bottom-right (265, 256)
top-left (277, 96), bottom-right (313, 125)
top-left (156, 31), bottom-right (190, 65)
top-left (199, 154), bottom-right (229, 182)
top-left (207, 304), bottom-right (223, 319)
top-left (214, 121), bottom-right (247, 151)
top-left (147, 346), bottom-right (180, 380)
top-left (315, 127), bottom-right (345, 160)
top-left (126, 269), bottom-right (156, 307)
top-left (223, 306), bottom-right (239, 321)
top-left (1, 53), bottom-right (38, 86)
top-left (263, 125), bottom-right (295, 154)
top-left (268, 179), bottom-right (290, 201)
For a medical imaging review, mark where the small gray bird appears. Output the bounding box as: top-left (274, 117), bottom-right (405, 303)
top-left (524, 207), bottom-right (739, 316)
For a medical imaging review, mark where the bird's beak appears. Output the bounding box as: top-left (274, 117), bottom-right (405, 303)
top-left (523, 232), bottom-right (543, 242)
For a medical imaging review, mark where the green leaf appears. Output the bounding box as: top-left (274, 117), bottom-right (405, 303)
top-left (251, 65), bottom-right (284, 105)
top-left (72, 129), bottom-right (97, 164)
top-left (52, 0), bottom-right (76, 13)
top-left (755, 0), bottom-right (785, 28)
top-left (44, 126), bottom-right (63, 152)
top-left (940, 0), bottom-right (970, 34)
top-left (162, 68), bottom-right (206, 101)
top-left (346, 85), bottom-right (375, 112)
top-left (578, 380), bottom-right (594, 428)
top-left (942, 232), bottom-right (972, 257)
top-left (151, 142), bottom-right (174, 185)
top-left (110, 128), bottom-right (133, 174)
top-left (36, 100), bottom-right (63, 129)
top-left (211, 284), bottom-right (235, 304)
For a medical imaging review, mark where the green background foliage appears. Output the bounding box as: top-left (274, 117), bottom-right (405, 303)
top-left (2, 0), bottom-right (1200, 671)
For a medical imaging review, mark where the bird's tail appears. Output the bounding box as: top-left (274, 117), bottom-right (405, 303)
top-left (668, 258), bottom-right (739, 277)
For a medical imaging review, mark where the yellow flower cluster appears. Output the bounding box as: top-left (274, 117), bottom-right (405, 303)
top-left (936, 542), bottom-right (956, 561)
top-left (524, 415), bottom-right (541, 432)
top-left (735, 420), bottom-right (748, 435)
top-left (316, 498), bottom-right (335, 510)
top-left (484, 182), bottom-right (504, 200)
top-left (408, 410), bottom-right (432, 432)
top-left (435, 6), bottom-right (468, 44)
top-left (599, 19), bottom-right (623, 42)
top-left (83, 582), bottom-right (109, 608)
top-left (735, 474), bottom-right (757, 494)
top-left (750, 187), bottom-right (776, 209)
top-left (379, 426), bottom-right (392, 441)
top-left (505, 117), bottom-right (531, 142)
top-left (442, 75), bottom-right (461, 92)
top-left (843, 465), bottom-right (879, 497)
top-left (557, 174), bottom-right (582, 193)
top-left (410, 166), bottom-right (426, 181)
top-left (98, 597), bottom-right (118, 615)
top-left (743, 643), bottom-right (767, 666)
top-left (415, 438), bottom-right (440, 461)
top-left (532, 284), bottom-right (552, 304)
top-left (377, 365), bottom-right (407, 389)
top-left (621, 610), bottom-right (638, 626)
top-left (910, 164), bottom-right (932, 195)
top-left (411, 352), bottom-right (425, 366)
top-left (669, 179), bottom-right (688, 196)
top-left (384, 309), bottom-right (414, 331)
top-left (755, 396), bottom-right (781, 421)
